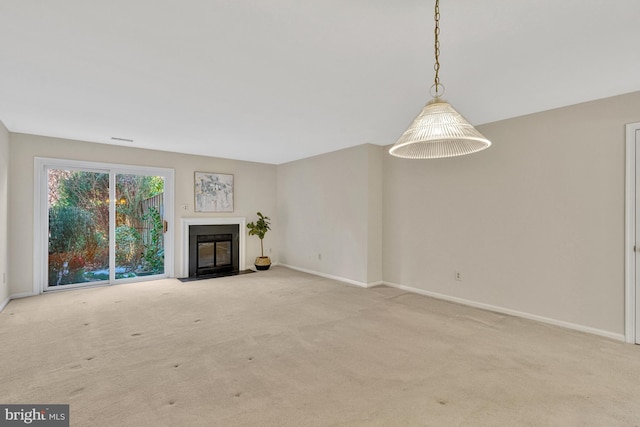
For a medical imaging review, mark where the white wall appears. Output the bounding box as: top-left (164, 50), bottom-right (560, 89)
top-left (277, 144), bottom-right (383, 285)
top-left (8, 134), bottom-right (277, 296)
top-left (0, 120), bottom-right (9, 308)
top-left (383, 91), bottom-right (640, 338)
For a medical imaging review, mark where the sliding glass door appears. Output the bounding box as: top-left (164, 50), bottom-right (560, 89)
top-left (47, 169), bottom-right (110, 287)
top-left (37, 159), bottom-right (174, 291)
top-left (115, 173), bottom-right (166, 279)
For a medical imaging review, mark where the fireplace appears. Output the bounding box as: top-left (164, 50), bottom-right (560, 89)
top-left (188, 224), bottom-right (240, 278)
top-left (196, 233), bottom-right (232, 275)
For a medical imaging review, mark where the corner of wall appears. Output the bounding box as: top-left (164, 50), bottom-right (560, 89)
top-left (366, 144), bottom-right (383, 284)
top-left (277, 144), bottom-right (380, 284)
top-left (0, 119), bottom-right (10, 309)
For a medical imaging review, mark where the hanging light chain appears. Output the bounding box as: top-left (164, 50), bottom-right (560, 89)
top-left (389, 0), bottom-right (492, 159)
top-left (433, 0), bottom-right (442, 97)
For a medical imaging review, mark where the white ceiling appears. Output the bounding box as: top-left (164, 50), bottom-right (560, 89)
top-left (1, 1), bottom-right (639, 164)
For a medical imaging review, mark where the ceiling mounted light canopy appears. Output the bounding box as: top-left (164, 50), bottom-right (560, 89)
top-left (389, 0), bottom-right (491, 159)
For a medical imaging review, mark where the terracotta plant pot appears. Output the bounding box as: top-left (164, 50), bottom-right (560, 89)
top-left (254, 256), bottom-right (271, 271)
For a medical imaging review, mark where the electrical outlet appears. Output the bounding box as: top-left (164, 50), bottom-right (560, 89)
top-left (455, 271), bottom-right (462, 281)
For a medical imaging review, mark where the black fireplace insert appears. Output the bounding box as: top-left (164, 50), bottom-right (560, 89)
top-left (188, 224), bottom-right (239, 278)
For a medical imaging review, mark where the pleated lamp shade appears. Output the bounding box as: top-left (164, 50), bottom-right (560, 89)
top-left (389, 98), bottom-right (491, 159)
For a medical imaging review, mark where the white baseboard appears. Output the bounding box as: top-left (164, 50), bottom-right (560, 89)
top-left (0, 296), bottom-right (9, 312)
top-left (9, 292), bottom-right (36, 300)
top-left (383, 281), bottom-right (625, 342)
top-left (278, 266), bottom-right (624, 341)
top-left (0, 292), bottom-right (37, 313)
top-left (279, 264), bottom-right (377, 288)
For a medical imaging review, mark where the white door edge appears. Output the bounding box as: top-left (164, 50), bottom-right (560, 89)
top-left (624, 122), bottom-right (640, 343)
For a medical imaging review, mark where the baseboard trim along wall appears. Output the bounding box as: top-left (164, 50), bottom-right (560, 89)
top-left (0, 297), bottom-right (10, 313)
top-left (279, 266), bottom-right (624, 341)
top-left (383, 281), bottom-right (625, 342)
top-left (279, 264), bottom-right (377, 288)
top-left (0, 292), bottom-right (37, 313)
top-left (9, 292), bottom-right (36, 299)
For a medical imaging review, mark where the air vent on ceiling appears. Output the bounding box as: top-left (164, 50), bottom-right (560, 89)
top-left (111, 137), bottom-right (134, 142)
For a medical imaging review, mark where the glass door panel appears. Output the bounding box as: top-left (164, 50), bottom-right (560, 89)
top-left (47, 169), bottom-right (110, 287)
top-left (115, 174), bottom-right (165, 279)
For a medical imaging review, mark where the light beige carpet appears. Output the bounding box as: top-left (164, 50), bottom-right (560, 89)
top-left (1, 266), bottom-right (639, 426)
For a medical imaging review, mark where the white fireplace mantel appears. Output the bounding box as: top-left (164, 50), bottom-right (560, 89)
top-left (181, 217), bottom-right (246, 277)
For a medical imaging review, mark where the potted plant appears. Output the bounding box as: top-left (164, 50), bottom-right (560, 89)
top-left (247, 212), bottom-right (272, 270)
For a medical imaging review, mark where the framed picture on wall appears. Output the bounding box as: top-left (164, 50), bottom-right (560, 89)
top-left (194, 172), bottom-right (234, 212)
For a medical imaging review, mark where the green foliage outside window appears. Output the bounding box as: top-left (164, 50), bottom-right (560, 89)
top-left (141, 206), bottom-right (165, 274)
top-left (48, 170), bottom-right (165, 285)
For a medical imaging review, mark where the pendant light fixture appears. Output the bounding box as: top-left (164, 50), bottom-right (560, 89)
top-left (389, 0), bottom-right (491, 159)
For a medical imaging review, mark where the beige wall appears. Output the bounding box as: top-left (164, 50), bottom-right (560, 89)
top-left (383, 91), bottom-right (640, 337)
top-left (8, 134), bottom-right (277, 296)
top-left (366, 145), bottom-right (383, 283)
top-left (5, 91), bottom-right (640, 337)
top-left (277, 144), bottom-right (383, 285)
top-left (0, 120), bottom-right (9, 306)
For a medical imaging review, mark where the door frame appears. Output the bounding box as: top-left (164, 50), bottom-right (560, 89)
top-left (624, 122), bottom-right (640, 343)
top-left (34, 157), bottom-right (175, 294)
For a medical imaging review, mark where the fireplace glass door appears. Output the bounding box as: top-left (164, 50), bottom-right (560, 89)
top-left (196, 234), bottom-right (232, 276)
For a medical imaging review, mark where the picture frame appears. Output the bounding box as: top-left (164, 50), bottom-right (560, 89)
top-left (194, 172), bottom-right (234, 212)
